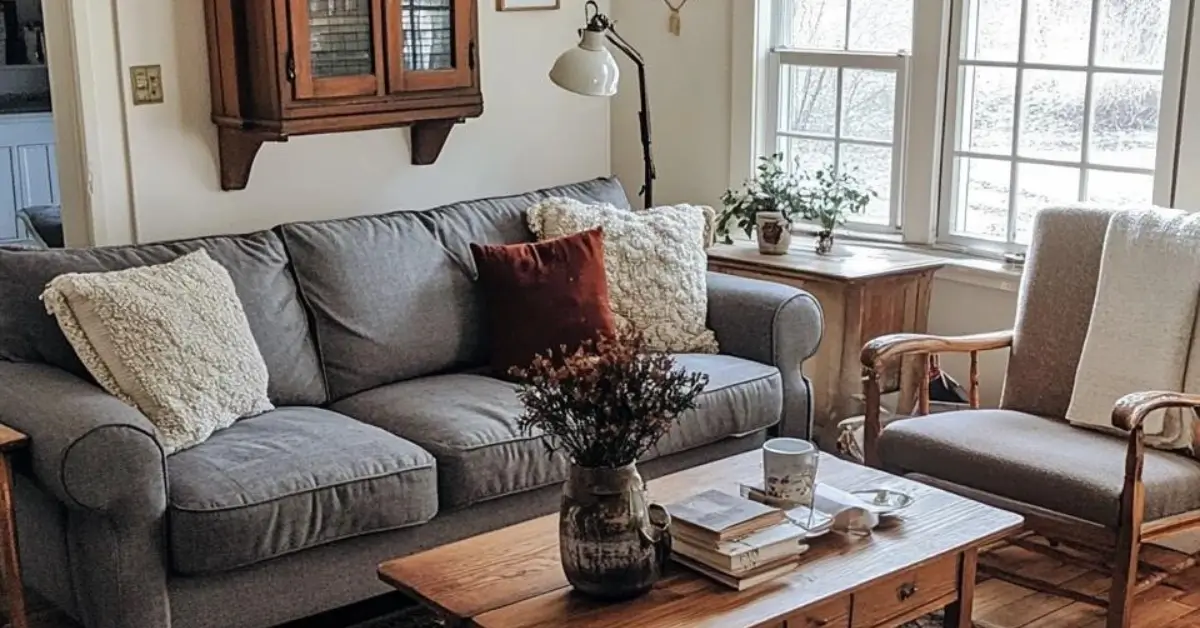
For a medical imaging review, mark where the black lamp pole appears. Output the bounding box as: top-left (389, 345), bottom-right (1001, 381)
top-left (583, 2), bottom-right (656, 208)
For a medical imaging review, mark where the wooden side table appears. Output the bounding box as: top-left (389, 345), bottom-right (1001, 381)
top-left (708, 241), bottom-right (944, 449)
top-left (0, 424), bottom-right (27, 628)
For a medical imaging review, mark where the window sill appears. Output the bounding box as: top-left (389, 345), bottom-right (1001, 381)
top-left (784, 229), bottom-right (1024, 293)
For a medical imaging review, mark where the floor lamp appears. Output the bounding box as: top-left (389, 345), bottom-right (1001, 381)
top-left (549, 1), bottom-right (656, 208)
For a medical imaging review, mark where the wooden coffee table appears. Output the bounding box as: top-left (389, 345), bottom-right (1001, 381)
top-left (378, 452), bottom-right (1023, 628)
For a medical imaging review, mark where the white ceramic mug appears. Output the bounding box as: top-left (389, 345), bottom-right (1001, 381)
top-left (763, 438), bottom-right (819, 505)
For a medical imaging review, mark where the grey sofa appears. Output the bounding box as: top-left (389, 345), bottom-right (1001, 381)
top-left (0, 178), bottom-right (823, 628)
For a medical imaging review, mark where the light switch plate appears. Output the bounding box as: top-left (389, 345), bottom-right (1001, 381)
top-left (130, 65), bottom-right (164, 105)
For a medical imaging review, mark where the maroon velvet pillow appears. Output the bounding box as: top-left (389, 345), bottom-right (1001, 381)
top-left (470, 228), bottom-right (617, 376)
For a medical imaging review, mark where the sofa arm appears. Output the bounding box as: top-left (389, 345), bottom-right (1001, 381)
top-left (706, 272), bottom-right (823, 438)
top-left (0, 362), bottom-right (167, 523)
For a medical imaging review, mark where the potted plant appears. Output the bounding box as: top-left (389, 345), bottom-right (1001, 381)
top-left (718, 153), bottom-right (803, 255)
top-left (800, 166), bottom-right (876, 255)
top-left (510, 332), bottom-right (708, 600)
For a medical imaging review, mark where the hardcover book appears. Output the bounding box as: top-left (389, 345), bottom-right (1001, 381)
top-left (672, 553), bottom-right (800, 591)
top-left (666, 489), bottom-right (785, 543)
top-left (672, 523), bottom-right (808, 574)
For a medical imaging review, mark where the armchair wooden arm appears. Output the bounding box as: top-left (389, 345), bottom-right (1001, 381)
top-left (860, 330), bottom-right (1014, 468)
top-left (1111, 391), bottom-right (1200, 432)
top-left (860, 330), bottom-right (1015, 370)
top-left (1106, 391), bottom-right (1200, 624)
top-left (1111, 391), bottom-right (1200, 538)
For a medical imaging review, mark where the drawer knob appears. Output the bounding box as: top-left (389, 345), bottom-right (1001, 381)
top-left (897, 582), bottom-right (918, 601)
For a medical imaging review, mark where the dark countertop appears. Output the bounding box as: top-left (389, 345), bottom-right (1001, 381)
top-left (0, 93), bottom-right (50, 115)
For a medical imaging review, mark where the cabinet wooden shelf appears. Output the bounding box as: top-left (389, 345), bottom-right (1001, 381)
top-left (203, 0), bottom-right (482, 191)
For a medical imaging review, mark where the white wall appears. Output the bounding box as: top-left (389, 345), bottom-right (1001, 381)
top-left (927, 279), bottom-right (1018, 406)
top-left (110, 0), bottom-right (610, 242)
top-left (610, 0), bottom-right (733, 209)
top-left (610, 0), bottom-right (1019, 403)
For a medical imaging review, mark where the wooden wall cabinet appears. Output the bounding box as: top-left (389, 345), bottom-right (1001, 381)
top-left (203, 0), bottom-right (482, 191)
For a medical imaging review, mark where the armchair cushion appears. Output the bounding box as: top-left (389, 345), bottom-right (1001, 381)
top-left (167, 407), bottom-right (436, 575)
top-left (878, 410), bottom-right (1200, 527)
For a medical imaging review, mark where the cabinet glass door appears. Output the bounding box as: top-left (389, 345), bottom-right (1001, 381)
top-left (387, 0), bottom-right (474, 91)
top-left (290, 0), bottom-right (385, 99)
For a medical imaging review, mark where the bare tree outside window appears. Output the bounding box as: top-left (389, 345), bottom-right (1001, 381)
top-left (944, 0), bottom-right (1170, 245)
top-left (773, 0), bottom-right (912, 229)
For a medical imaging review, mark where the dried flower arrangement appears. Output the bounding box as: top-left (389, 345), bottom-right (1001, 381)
top-left (509, 332), bottom-right (709, 469)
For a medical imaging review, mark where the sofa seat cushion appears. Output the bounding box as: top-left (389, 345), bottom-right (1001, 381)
top-left (878, 410), bottom-right (1200, 527)
top-left (167, 407), bottom-right (437, 575)
top-left (652, 354), bottom-right (782, 458)
top-left (331, 354), bottom-right (782, 510)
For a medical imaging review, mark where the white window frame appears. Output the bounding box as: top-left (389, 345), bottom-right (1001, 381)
top-left (737, 0), bottom-right (1193, 258)
top-left (935, 0), bottom-right (1191, 256)
top-left (765, 0), bottom-right (912, 233)
top-left (767, 49), bottom-right (911, 232)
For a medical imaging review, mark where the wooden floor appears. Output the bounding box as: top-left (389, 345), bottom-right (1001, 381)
top-left (15, 545), bottom-right (1200, 627)
top-left (972, 544), bottom-right (1200, 628)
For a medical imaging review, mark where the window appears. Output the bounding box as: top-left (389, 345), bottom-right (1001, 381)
top-left (760, 0), bottom-right (1187, 254)
top-left (771, 0), bottom-right (915, 230)
top-left (941, 0), bottom-right (1175, 249)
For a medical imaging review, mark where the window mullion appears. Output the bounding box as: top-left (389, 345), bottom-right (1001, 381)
top-left (844, 0), bottom-right (853, 51)
top-left (834, 67), bottom-right (844, 175)
top-left (906, 0), bottom-right (953, 245)
top-left (890, 59), bottom-right (911, 229)
top-left (1079, 0), bottom-right (1103, 203)
top-left (1155, 0), bottom-right (1193, 207)
top-left (1006, 0), bottom-right (1031, 244)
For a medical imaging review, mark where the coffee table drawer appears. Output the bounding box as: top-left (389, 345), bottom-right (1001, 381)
top-left (786, 596), bottom-right (850, 627)
top-left (850, 555), bottom-right (958, 627)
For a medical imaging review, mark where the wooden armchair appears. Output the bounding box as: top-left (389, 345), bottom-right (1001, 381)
top-left (861, 207), bottom-right (1200, 628)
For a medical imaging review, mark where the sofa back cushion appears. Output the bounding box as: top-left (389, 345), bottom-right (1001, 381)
top-left (0, 231), bottom-right (327, 406)
top-left (279, 177), bottom-right (630, 400)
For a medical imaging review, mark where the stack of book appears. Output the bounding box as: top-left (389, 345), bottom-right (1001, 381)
top-left (666, 489), bottom-right (809, 590)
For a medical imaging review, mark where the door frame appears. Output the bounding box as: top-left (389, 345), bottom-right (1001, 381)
top-left (43, 0), bottom-right (135, 246)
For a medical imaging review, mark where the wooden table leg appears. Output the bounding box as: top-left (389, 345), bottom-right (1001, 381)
top-left (944, 549), bottom-right (977, 628)
top-left (0, 456), bottom-right (27, 628)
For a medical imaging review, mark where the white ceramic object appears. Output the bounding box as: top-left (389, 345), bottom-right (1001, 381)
top-left (850, 489), bottom-right (915, 516)
top-left (762, 438), bottom-right (818, 505)
top-left (755, 212), bottom-right (792, 255)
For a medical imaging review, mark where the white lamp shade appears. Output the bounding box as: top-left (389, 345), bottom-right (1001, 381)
top-left (549, 30), bottom-right (619, 97)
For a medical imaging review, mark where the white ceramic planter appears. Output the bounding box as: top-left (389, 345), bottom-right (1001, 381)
top-left (755, 212), bottom-right (792, 255)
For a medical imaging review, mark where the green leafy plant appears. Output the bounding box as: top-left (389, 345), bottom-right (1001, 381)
top-left (800, 166), bottom-right (876, 235)
top-left (717, 153), bottom-right (804, 244)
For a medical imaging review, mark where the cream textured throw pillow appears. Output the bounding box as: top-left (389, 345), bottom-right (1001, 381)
top-left (41, 250), bottom-right (274, 454)
top-left (527, 198), bottom-right (719, 354)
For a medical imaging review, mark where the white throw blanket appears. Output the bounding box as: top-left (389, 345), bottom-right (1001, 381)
top-left (1066, 209), bottom-right (1200, 450)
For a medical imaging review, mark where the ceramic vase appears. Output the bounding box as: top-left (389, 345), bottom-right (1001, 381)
top-left (559, 462), bottom-right (672, 600)
top-left (756, 212), bottom-right (792, 255)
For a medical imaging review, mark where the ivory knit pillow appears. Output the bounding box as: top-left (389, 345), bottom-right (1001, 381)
top-left (41, 249), bottom-right (274, 454)
top-left (526, 198), bottom-right (719, 354)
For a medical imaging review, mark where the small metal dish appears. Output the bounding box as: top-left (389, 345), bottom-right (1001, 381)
top-left (850, 489), bottom-right (914, 516)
